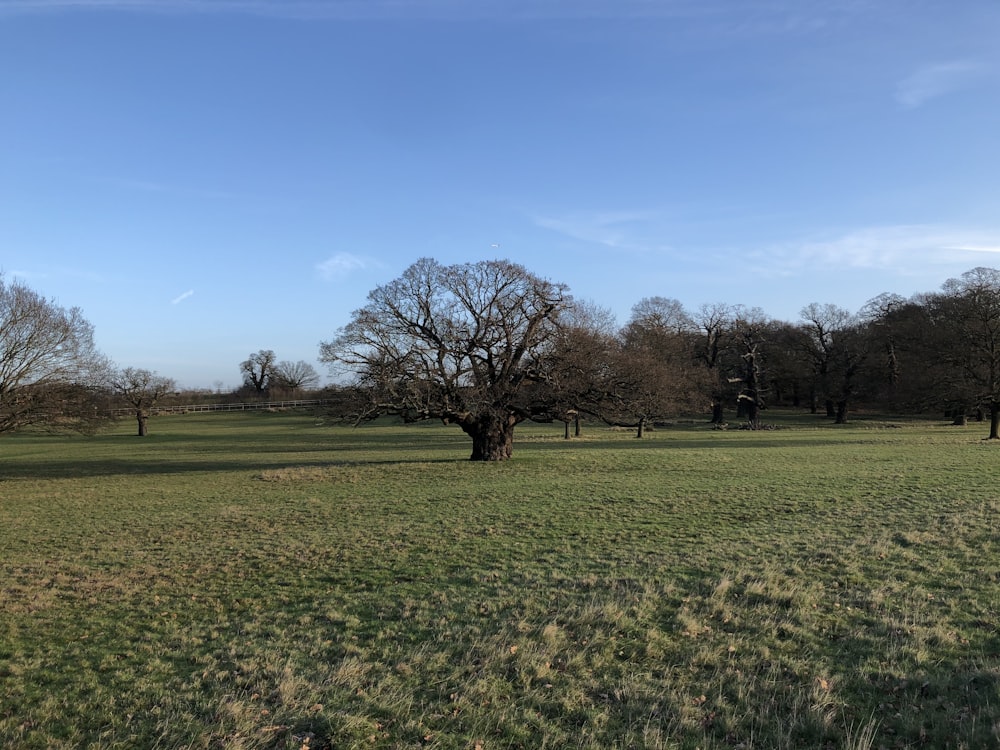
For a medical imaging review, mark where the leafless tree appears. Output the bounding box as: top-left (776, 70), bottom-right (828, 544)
top-left (536, 300), bottom-right (618, 438)
top-left (929, 268), bottom-right (1000, 437)
top-left (0, 275), bottom-right (112, 434)
top-left (729, 306), bottom-right (770, 429)
top-left (693, 303), bottom-right (734, 423)
top-left (270, 360), bottom-right (321, 396)
top-left (606, 297), bottom-right (706, 435)
top-left (112, 368), bottom-right (176, 436)
top-left (240, 349), bottom-right (276, 394)
top-left (320, 257), bottom-right (570, 461)
top-left (799, 303), bottom-right (869, 423)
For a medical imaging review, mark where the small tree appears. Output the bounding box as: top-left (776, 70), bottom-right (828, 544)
top-left (320, 257), bottom-right (570, 461)
top-left (0, 275), bottom-right (112, 434)
top-left (112, 368), bottom-right (176, 436)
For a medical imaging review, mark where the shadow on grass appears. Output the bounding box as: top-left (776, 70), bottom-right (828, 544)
top-left (0, 455), bottom-right (476, 480)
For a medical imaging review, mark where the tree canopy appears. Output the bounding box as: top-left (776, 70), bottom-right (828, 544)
top-left (0, 275), bottom-right (111, 434)
top-left (320, 257), bottom-right (570, 460)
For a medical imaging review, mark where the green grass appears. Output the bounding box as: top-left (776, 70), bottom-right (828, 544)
top-left (1, 411), bottom-right (998, 749)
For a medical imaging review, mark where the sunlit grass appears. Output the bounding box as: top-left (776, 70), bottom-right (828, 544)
top-left (1, 411), bottom-right (998, 748)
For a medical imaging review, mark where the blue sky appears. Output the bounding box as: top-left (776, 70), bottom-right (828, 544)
top-left (2, 0), bottom-right (999, 389)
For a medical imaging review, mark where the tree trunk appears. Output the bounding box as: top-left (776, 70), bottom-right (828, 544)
top-left (464, 414), bottom-right (516, 461)
top-left (835, 400), bottom-right (848, 424)
top-left (564, 420), bottom-right (571, 440)
top-left (636, 416), bottom-right (646, 439)
top-left (710, 401), bottom-right (724, 424)
top-left (952, 408), bottom-right (968, 426)
top-left (136, 410), bottom-right (148, 437)
top-left (825, 399), bottom-right (836, 418)
top-left (989, 402), bottom-right (1000, 440)
top-left (574, 413), bottom-right (581, 437)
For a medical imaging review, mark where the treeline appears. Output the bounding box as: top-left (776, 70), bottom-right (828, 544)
top-left (541, 266), bottom-right (1000, 436)
top-left (5, 264), bottom-right (1000, 451)
top-left (320, 260), bottom-right (1000, 459)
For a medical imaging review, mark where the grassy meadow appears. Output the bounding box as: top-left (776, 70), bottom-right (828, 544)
top-left (0, 410), bottom-right (998, 749)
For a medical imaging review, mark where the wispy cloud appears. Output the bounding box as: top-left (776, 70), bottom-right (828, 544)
top-left (316, 252), bottom-right (371, 280)
top-left (895, 61), bottom-right (987, 109)
top-left (535, 210), bottom-right (674, 254)
top-left (755, 225), bottom-right (1000, 277)
top-left (171, 289), bottom-right (195, 304)
top-left (94, 175), bottom-right (243, 201)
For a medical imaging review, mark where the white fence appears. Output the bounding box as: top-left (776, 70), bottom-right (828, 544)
top-left (110, 399), bottom-right (333, 417)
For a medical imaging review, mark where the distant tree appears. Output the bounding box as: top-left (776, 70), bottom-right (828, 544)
top-left (799, 303), bottom-right (870, 424)
top-left (605, 300), bottom-right (706, 437)
top-left (693, 303), bottom-right (733, 423)
top-left (762, 320), bottom-right (813, 408)
top-left (240, 349), bottom-right (276, 394)
top-left (927, 268), bottom-right (1000, 438)
top-left (858, 292), bottom-right (934, 411)
top-left (270, 360), bottom-right (321, 396)
top-left (537, 300), bottom-right (618, 438)
top-left (729, 306), bottom-right (770, 428)
top-left (627, 296), bottom-right (694, 336)
top-left (319, 257), bottom-right (570, 461)
top-left (0, 275), bottom-right (112, 434)
top-left (112, 368), bottom-right (176, 436)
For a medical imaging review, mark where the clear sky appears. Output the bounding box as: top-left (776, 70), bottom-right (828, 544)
top-left (2, 0), bottom-right (999, 389)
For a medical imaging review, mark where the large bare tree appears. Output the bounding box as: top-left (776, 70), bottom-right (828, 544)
top-left (0, 275), bottom-right (112, 434)
top-left (320, 258), bottom-right (570, 460)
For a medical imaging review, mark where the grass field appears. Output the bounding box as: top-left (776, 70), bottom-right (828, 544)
top-left (0, 410), bottom-right (997, 749)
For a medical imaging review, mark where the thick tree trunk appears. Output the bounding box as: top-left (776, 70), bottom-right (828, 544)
top-left (136, 410), bottom-right (148, 437)
top-left (636, 416), bottom-right (647, 439)
top-left (574, 413), bottom-right (581, 438)
top-left (825, 399), bottom-right (836, 418)
top-left (464, 414), bottom-right (516, 461)
top-left (989, 402), bottom-right (1000, 440)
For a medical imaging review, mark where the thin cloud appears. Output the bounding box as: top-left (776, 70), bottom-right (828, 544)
top-left (895, 61), bottom-right (986, 109)
top-left (946, 243), bottom-right (1000, 255)
top-left (756, 225), bottom-right (1000, 277)
top-left (171, 289), bottom-right (195, 305)
top-left (316, 252), bottom-right (369, 281)
top-left (535, 210), bottom-right (673, 254)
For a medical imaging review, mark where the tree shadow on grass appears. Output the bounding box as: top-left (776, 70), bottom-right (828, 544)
top-left (0, 453), bottom-right (467, 481)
